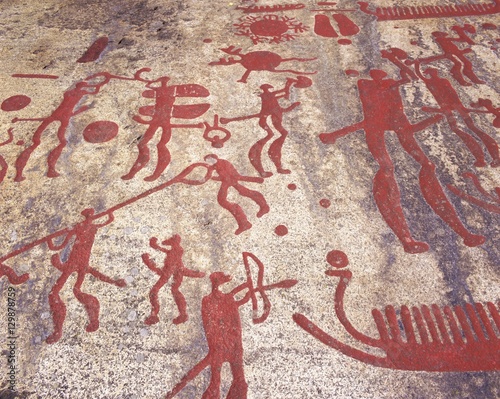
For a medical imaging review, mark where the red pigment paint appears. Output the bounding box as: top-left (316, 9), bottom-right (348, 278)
top-left (332, 14), bottom-right (359, 36)
top-left (358, 1), bottom-right (500, 21)
top-left (165, 252), bottom-right (297, 398)
top-left (14, 79), bottom-right (108, 181)
top-left (1, 95), bottom-right (31, 112)
top-left (287, 183), bottom-right (297, 190)
top-left (205, 154), bottom-right (269, 235)
top-left (319, 69), bottom-right (485, 253)
top-left (320, 198), bottom-right (331, 208)
top-left (326, 250), bottom-right (349, 268)
top-left (237, 4), bottom-right (305, 13)
top-left (11, 74), bottom-right (58, 79)
top-left (0, 129), bottom-right (13, 184)
top-left (235, 15), bottom-right (308, 44)
top-left (338, 39), bottom-right (352, 45)
top-left (210, 46), bottom-right (316, 83)
top-left (142, 234), bottom-right (204, 325)
top-left (203, 38), bottom-right (212, 43)
top-left (220, 78), bottom-right (311, 177)
top-left (314, 14), bottom-right (338, 37)
top-left (410, 40), bottom-right (419, 45)
top-left (122, 77), bottom-right (209, 182)
top-left (274, 225), bottom-right (288, 236)
top-left (82, 121), bottom-right (119, 143)
top-left (482, 22), bottom-right (498, 29)
top-left (345, 69), bottom-right (359, 77)
top-left (45, 209), bottom-right (126, 344)
top-left (0, 263), bottom-right (29, 285)
top-left (294, 254), bottom-right (500, 371)
top-left (77, 36), bottom-right (109, 63)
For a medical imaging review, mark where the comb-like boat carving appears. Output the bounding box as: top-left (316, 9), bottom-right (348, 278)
top-left (293, 251), bottom-right (500, 371)
top-left (358, 0), bottom-right (500, 21)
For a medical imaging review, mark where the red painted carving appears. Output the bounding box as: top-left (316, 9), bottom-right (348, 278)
top-left (204, 154), bottom-right (269, 235)
top-left (338, 39), bottom-right (352, 45)
top-left (82, 120), bottom-right (119, 143)
top-left (165, 252), bottom-right (297, 398)
top-left (294, 251), bottom-right (500, 371)
top-left (142, 234), bottom-right (205, 325)
top-left (415, 64), bottom-right (500, 167)
top-left (471, 98), bottom-right (500, 127)
top-left (236, 3), bottom-right (305, 13)
top-left (45, 209), bottom-right (126, 344)
top-left (319, 69), bottom-right (486, 253)
top-left (77, 36), bottom-right (109, 63)
top-left (0, 129), bottom-right (14, 184)
top-left (358, 0), bottom-right (500, 21)
top-left (234, 14), bottom-right (308, 44)
top-left (448, 172), bottom-right (500, 214)
top-left (203, 115), bottom-right (232, 148)
top-left (209, 46), bottom-right (316, 83)
top-left (0, 263), bottom-right (29, 285)
top-left (332, 14), bottom-right (360, 36)
top-left (287, 183), bottom-right (297, 190)
top-left (122, 72), bottom-right (209, 181)
top-left (11, 74), bottom-right (58, 79)
top-left (221, 77), bottom-right (311, 177)
top-left (1, 95), bottom-right (31, 112)
top-left (319, 198), bottom-right (331, 208)
top-left (314, 13), bottom-right (360, 41)
top-left (314, 14), bottom-right (339, 37)
top-left (13, 77), bottom-right (109, 181)
top-left (274, 225), bottom-right (288, 236)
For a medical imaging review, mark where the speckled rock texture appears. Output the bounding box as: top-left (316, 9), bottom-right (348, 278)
top-left (0, 0), bottom-right (499, 398)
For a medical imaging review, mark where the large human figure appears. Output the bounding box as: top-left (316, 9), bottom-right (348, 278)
top-left (165, 271), bottom-right (251, 399)
top-left (46, 209), bottom-right (126, 344)
top-left (417, 66), bottom-right (500, 167)
top-left (205, 154), bottom-right (269, 235)
top-left (14, 80), bottom-right (105, 181)
top-left (141, 234), bottom-right (205, 325)
top-left (320, 69), bottom-right (485, 253)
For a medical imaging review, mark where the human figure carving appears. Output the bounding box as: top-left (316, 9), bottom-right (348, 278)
top-left (142, 234), bottom-right (205, 325)
top-left (204, 154), bottom-right (269, 235)
top-left (320, 69), bottom-right (485, 253)
top-left (14, 80), bottom-right (106, 181)
top-left (416, 65), bottom-right (500, 167)
top-left (46, 209), bottom-right (126, 344)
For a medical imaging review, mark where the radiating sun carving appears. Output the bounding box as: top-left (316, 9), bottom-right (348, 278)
top-left (234, 14), bottom-right (308, 44)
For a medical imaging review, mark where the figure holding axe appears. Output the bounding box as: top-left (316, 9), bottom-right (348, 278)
top-left (220, 76), bottom-right (312, 177)
top-left (165, 252), bottom-right (297, 399)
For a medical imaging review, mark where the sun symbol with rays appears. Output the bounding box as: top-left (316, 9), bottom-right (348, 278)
top-left (234, 14), bottom-right (308, 44)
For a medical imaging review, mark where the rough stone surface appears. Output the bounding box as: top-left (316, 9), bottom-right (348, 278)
top-left (0, 1), bottom-right (499, 398)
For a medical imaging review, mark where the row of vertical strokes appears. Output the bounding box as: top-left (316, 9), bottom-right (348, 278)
top-left (372, 302), bottom-right (500, 345)
top-left (375, 3), bottom-right (496, 20)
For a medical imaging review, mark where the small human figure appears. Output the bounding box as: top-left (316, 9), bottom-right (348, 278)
top-left (431, 25), bottom-right (484, 86)
top-left (204, 154), bottom-right (269, 235)
top-left (141, 234), bottom-right (205, 325)
top-left (14, 79), bottom-right (106, 181)
top-left (221, 78), bottom-right (305, 177)
top-left (320, 69), bottom-right (485, 253)
top-left (417, 66), bottom-right (500, 167)
top-left (46, 208), bottom-right (126, 344)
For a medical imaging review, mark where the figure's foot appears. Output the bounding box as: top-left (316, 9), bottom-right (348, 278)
top-left (473, 160), bottom-right (487, 167)
top-left (235, 221), bottom-right (252, 235)
top-left (145, 315), bottom-right (160, 325)
top-left (46, 170), bottom-right (60, 178)
top-left (402, 240), bottom-right (430, 254)
top-left (121, 171), bottom-right (136, 180)
top-left (260, 171), bottom-right (273, 178)
top-left (173, 314), bottom-right (188, 325)
top-left (257, 205), bottom-right (270, 218)
top-left (45, 331), bottom-right (62, 344)
top-left (86, 320), bottom-right (99, 333)
top-left (490, 159), bottom-right (500, 168)
top-left (463, 234), bottom-right (486, 247)
top-left (277, 168), bottom-right (291, 174)
top-left (115, 279), bottom-right (127, 287)
top-left (14, 175), bottom-right (25, 182)
top-left (144, 174), bottom-right (160, 182)
top-left (9, 273), bottom-right (30, 285)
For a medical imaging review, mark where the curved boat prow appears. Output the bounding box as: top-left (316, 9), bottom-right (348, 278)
top-left (293, 313), bottom-right (391, 368)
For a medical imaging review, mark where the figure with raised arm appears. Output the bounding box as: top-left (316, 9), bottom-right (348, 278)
top-left (141, 234), bottom-right (205, 325)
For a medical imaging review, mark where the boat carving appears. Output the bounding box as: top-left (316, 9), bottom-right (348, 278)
top-left (293, 251), bottom-right (500, 371)
top-left (358, 0), bottom-right (500, 21)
